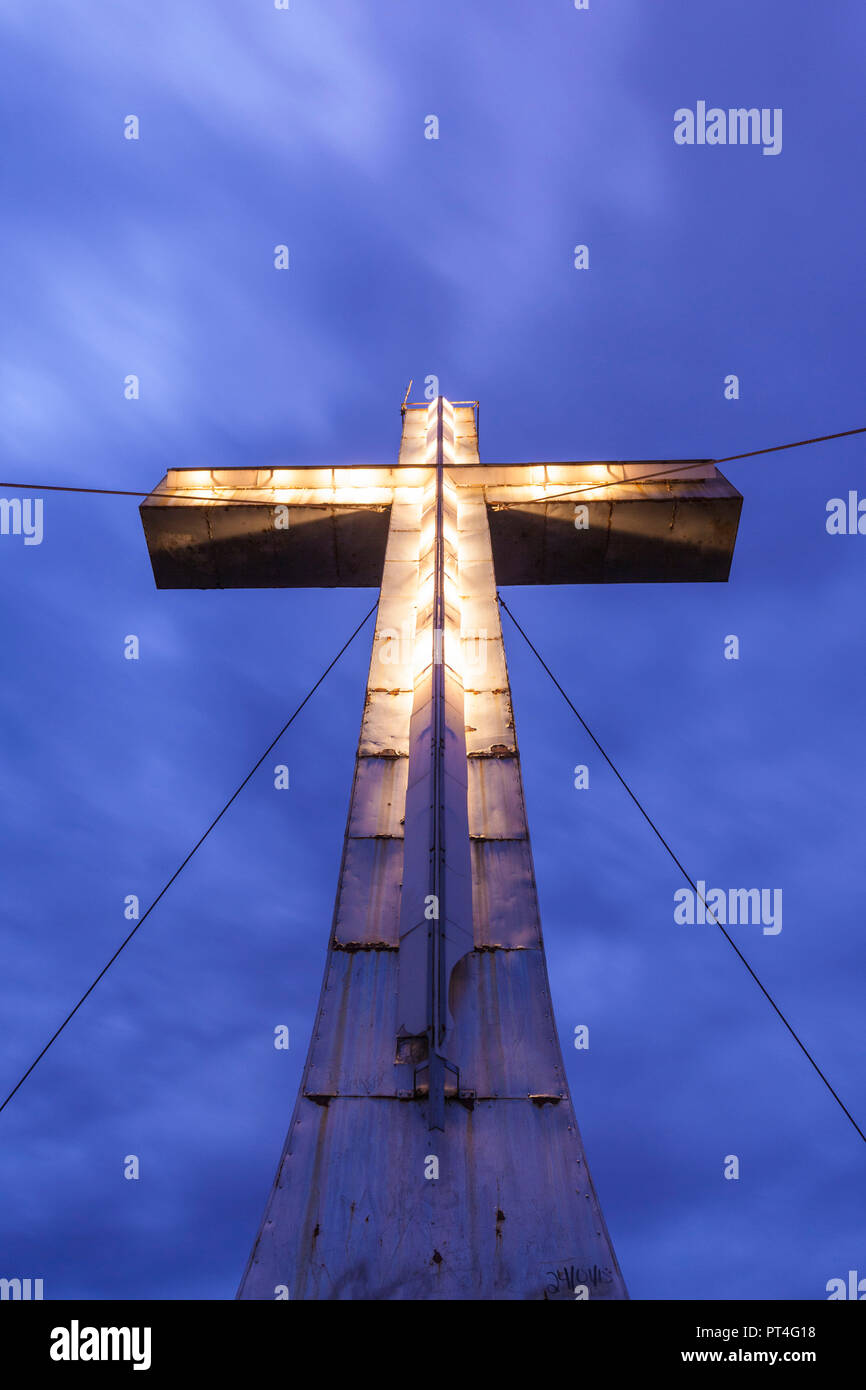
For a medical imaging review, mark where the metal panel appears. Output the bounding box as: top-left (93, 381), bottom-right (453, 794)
top-left (333, 836), bottom-right (403, 947)
top-left (369, 596), bottom-right (417, 691)
top-left (305, 949), bottom-right (399, 1097)
top-left (239, 1096), bottom-right (627, 1300)
top-left (357, 691), bottom-right (413, 756)
top-left (471, 839), bottom-right (542, 948)
top-left (464, 690), bottom-right (515, 755)
top-left (468, 755), bottom-right (530, 841)
top-left (448, 949), bottom-right (564, 1097)
top-left (346, 756), bottom-right (407, 839)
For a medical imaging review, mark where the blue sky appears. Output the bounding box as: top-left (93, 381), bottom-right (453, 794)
top-left (1, 0), bottom-right (865, 1300)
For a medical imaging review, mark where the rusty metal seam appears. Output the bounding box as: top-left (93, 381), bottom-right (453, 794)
top-left (344, 832), bottom-right (404, 841)
top-left (298, 1093), bottom-right (566, 1102)
top-left (466, 748), bottom-right (520, 759)
top-left (331, 941), bottom-right (400, 953)
top-left (469, 833), bottom-right (530, 842)
top-left (357, 751), bottom-right (409, 759)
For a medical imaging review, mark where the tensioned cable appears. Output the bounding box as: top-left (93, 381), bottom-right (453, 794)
top-left (0, 478), bottom-right (386, 507)
top-left (0, 599), bottom-right (379, 1118)
top-left (491, 426), bottom-right (866, 509)
top-left (497, 592), bottom-right (866, 1147)
top-left (2, 425), bottom-right (865, 512)
top-left (714, 427), bottom-right (866, 462)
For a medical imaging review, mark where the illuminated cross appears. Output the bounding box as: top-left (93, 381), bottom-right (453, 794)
top-left (141, 396), bottom-right (741, 1300)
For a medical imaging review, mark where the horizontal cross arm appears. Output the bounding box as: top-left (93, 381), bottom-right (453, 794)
top-left (140, 467), bottom-right (413, 589)
top-left (140, 458), bottom-right (742, 589)
top-left (473, 464), bottom-right (742, 585)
